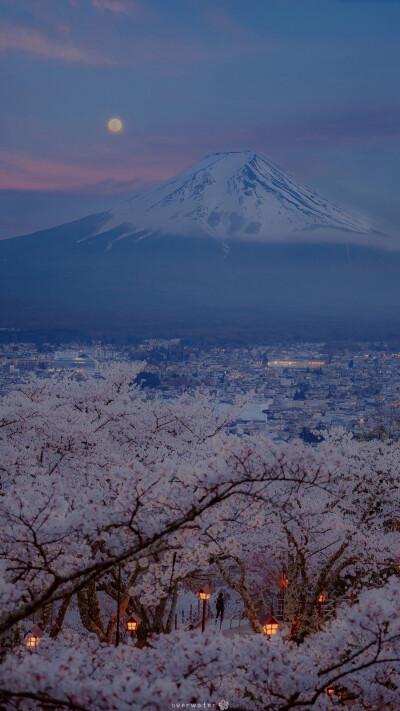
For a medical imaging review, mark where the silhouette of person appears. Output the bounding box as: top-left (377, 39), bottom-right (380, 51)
top-left (215, 592), bottom-right (225, 626)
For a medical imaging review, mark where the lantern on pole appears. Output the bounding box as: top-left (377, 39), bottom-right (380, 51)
top-left (318, 591), bottom-right (327, 621)
top-left (260, 613), bottom-right (279, 637)
top-left (26, 625), bottom-right (44, 649)
top-left (126, 613), bottom-right (141, 640)
top-left (197, 584), bottom-right (212, 633)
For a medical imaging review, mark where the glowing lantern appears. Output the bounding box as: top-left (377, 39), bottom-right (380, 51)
top-left (26, 625), bottom-right (43, 648)
top-left (318, 591), bottom-right (327, 621)
top-left (198, 585), bottom-right (212, 601)
top-left (260, 613), bottom-right (279, 637)
top-left (126, 613), bottom-right (141, 638)
top-left (26, 635), bottom-right (40, 648)
top-left (326, 687), bottom-right (335, 696)
top-left (197, 584), bottom-right (213, 632)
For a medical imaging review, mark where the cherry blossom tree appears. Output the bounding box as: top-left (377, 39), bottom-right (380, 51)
top-left (207, 433), bottom-right (400, 640)
top-left (1, 580), bottom-right (400, 710)
top-left (0, 367), bottom-right (309, 645)
top-left (1, 370), bottom-right (400, 709)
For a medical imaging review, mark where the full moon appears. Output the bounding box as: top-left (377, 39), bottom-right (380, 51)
top-left (107, 117), bottom-right (123, 133)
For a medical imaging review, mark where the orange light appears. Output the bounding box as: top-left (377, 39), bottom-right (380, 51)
top-left (326, 687), bottom-right (335, 696)
top-left (260, 613), bottom-right (279, 636)
top-left (25, 625), bottom-right (43, 648)
top-left (279, 576), bottom-right (288, 591)
top-left (263, 621), bottom-right (279, 635)
top-left (198, 584), bottom-right (212, 601)
top-left (198, 590), bottom-right (211, 601)
top-left (26, 635), bottom-right (40, 648)
top-left (126, 614), bottom-right (140, 633)
top-left (318, 594), bottom-right (326, 603)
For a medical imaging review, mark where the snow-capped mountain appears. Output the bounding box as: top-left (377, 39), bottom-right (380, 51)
top-left (1, 151), bottom-right (399, 341)
top-left (97, 151), bottom-right (379, 247)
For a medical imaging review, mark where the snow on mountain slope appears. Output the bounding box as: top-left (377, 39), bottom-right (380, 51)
top-left (97, 151), bottom-right (382, 247)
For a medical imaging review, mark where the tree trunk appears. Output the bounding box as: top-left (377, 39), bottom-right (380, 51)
top-left (294, 600), bottom-right (318, 642)
top-left (166, 583), bottom-right (179, 633)
top-left (50, 595), bottom-right (72, 640)
top-left (215, 556), bottom-right (262, 633)
top-left (77, 588), bottom-right (107, 642)
top-left (152, 598), bottom-right (168, 634)
top-left (105, 588), bottom-right (131, 644)
top-left (39, 603), bottom-right (52, 631)
top-left (87, 580), bottom-right (105, 636)
top-left (0, 624), bottom-right (20, 661)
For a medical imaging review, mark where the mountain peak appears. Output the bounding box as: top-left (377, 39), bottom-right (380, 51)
top-left (169, 150), bottom-right (260, 183)
top-left (99, 151), bottom-right (381, 246)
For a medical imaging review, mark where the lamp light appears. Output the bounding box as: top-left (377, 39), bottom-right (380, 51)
top-left (26, 625), bottom-right (44, 648)
top-left (260, 613), bottom-right (279, 637)
top-left (197, 584), bottom-right (213, 632)
top-left (126, 613), bottom-right (141, 638)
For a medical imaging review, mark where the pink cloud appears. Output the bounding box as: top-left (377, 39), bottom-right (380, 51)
top-left (2, 100), bottom-right (396, 194)
top-left (0, 23), bottom-right (117, 65)
top-left (0, 150), bottom-right (179, 192)
top-left (205, 10), bottom-right (252, 36)
top-left (91, 0), bottom-right (149, 18)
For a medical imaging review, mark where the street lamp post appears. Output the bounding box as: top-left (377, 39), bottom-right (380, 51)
top-left (318, 592), bottom-right (326, 622)
top-left (198, 585), bottom-right (212, 633)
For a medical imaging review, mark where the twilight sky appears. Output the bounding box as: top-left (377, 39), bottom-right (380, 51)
top-left (1, 0), bottom-right (399, 237)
